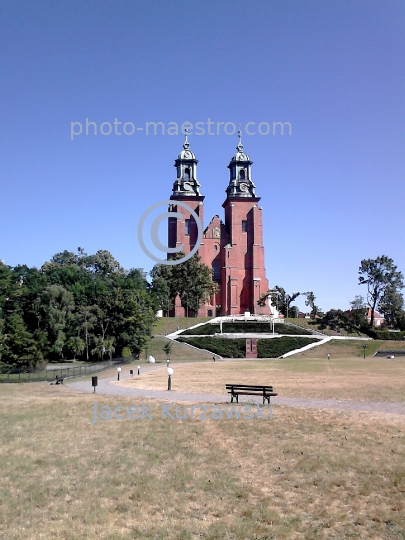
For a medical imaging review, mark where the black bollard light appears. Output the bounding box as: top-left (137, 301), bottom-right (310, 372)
top-left (167, 367), bottom-right (173, 391)
top-left (117, 367), bottom-right (121, 381)
top-left (130, 369), bottom-right (133, 377)
top-left (137, 365), bottom-right (140, 376)
top-left (92, 376), bottom-right (98, 393)
top-left (362, 344), bottom-right (367, 359)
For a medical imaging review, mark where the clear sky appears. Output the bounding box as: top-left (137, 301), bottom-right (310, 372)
top-left (0, 0), bottom-right (404, 312)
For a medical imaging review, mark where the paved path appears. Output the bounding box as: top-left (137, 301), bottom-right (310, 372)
top-left (67, 364), bottom-right (405, 416)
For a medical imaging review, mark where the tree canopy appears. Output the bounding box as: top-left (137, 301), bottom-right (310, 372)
top-left (150, 252), bottom-right (218, 317)
top-left (0, 250), bottom-right (158, 371)
top-left (358, 256), bottom-right (404, 327)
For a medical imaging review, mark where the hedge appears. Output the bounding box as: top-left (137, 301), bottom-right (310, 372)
top-left (176, 336), bottom-right (318, 358)
top-left (180, 322), bottom-right (312, 336)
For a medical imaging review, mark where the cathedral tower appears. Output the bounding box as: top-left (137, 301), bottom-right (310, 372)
top-left (220, 132), bottom-right (270, 315)
top-left (168, 133), bottom-right (204, 257)
top-left (167, 133), bottom-right (272, 317)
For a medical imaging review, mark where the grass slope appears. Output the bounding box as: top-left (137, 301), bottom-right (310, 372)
top-left (285, 317), bottom-right (368, 337)
top-left (154, 317), bottom-right (211, 336)
top-left (141, 336), bottom-right (214, 363)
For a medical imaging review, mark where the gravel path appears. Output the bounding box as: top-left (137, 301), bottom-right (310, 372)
top-left (66, 364), bottom-right (405, 415)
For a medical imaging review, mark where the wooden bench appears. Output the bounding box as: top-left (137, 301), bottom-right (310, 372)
top-left (50, 375), bottom-right (65, 385)
top-left (226, 384), bottom-right (278, 405)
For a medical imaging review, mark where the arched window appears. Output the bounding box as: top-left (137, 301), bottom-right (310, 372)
top-left (213, 262), bottom-right (220, 281)
top-left (240, 169), bottom-right (245, 180)
top-left (184, 168), bottom-right (190, 180)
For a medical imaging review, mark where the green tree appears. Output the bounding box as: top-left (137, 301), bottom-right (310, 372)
top-left (378, 285), bottom-right (404, 329)
top-left (1, 250), bottom-right (157, 367)
top-left (164, 341), bottom-right (173, 357)
top-left (303, 291), bottom-right (319, 319)
top-left (77, 305), bottom-right (97, 361)
top-left (66, 336), bottom-right (85, 360)
top-left (258, 286), bottom-right (300, 317)
top-left (350, 295), bottom-right (366, 310)
top-left (1, 313), bottom-right (42, 371)
top-left (150, 252), bottom-right (217, 317)
top-left (40, 285), bottom-right (75, 359)
top-left (358, 256), bottom-right (404, 327)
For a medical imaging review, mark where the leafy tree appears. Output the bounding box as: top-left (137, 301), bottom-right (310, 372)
top-left (257, 286), bottom-right (300, 317)
top-left (164, 341), bottom-right (173, 357)
top-left (0, 249), bottom-right (157, 367)
top-left (303, 291), bottom-right (319, 319)
top-left (149, 273), bottom-right (173, 315)
top-left (77, 305), bottom-right (97, 361)
top-left (150, 252), bottom-right (218, 317)
top-left (40, 285), bottom-right (75, 359)
top-left (66, 336), bottom-right (85, 360)
top-left (1, 313), bottom-right (42, 371)
top-left (350, 295), bottom-right (366, 310)
top-left (358, 256), bottom-right (404, 327)
top-left (378, 285), bottom-right (404, 329)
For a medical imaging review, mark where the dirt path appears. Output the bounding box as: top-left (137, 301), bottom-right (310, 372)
top-left (67, 364), bottom-right (405, 415)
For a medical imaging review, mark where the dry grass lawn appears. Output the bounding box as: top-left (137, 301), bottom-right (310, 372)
top-left (1, 357), bottom-right (405, 540)
top-left (119, 355), bottom-right (405, 403)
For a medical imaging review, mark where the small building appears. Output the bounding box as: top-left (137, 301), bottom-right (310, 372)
top-left (346, 307), bottom-right (385, 327)
top-left (365, 307), bottom-right (385, 327)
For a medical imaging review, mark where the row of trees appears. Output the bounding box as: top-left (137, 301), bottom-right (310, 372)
top-left (0, 249), bottom-right (158, 371)
top-left (257, 255), bottom-right (405, 330)
top-left (0, 249), bottom-right (217, 371)
top-left (258, 288), bottom-right (319, 319)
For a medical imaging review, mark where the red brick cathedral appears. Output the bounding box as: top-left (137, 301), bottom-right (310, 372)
top-left (168, 133), bottom-right (272, 317)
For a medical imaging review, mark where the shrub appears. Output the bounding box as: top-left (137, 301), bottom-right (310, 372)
top-left (176, 337), bottom-right (246, 357)
top-left (176, 336), bottom-right (318, 358)
top-left (180, 322), bottom-right (312, 336)
top-left (257, 337), bottom-right (317, 357)
top-left (359, 325), bottom-right (405, 340)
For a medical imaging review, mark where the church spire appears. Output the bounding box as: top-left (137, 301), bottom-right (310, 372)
top-left (171, 135), bottom-right (203, 197)
top-left (237, 124), bottom-right (244, 152)
top-left (184, 128), bottom-right (190, 149)
top-left (225, 132), bottom-right (257, 198)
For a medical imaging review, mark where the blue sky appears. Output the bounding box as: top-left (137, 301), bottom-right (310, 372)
top-left (0, 0), bottom-right (404, 312)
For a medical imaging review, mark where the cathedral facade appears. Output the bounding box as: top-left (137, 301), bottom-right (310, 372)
top-left (168, 134), bottom-right (272, 317)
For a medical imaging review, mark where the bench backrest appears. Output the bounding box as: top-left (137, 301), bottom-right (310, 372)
top-left (226, 384), bottom-right (274, 391)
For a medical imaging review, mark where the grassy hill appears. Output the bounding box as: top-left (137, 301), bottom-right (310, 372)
top-left (153, 317), bottom-right (211, 336)
top-left (284, 317), bottom-right (368, 337)
top-left (180, 322), bottom-right (313, 336)
top-left (176, 336), bottom-right (318, 358)
top-left (141, 335), bottom-right (214, 363)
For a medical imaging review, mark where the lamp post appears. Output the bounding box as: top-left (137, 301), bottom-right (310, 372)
top-left (137, 365), bottom-right (140, 375)
top-left (117, 367), bottom-right (121, 381)
top-left (362, 344), bottom-right (367, 359)
top-left (167, 367), bottom-right (173, 391)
